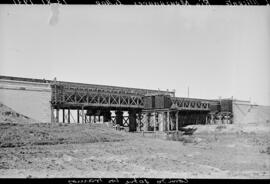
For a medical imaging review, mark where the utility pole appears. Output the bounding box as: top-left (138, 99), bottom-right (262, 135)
top-left (187, 86), bottom-right (189, 98)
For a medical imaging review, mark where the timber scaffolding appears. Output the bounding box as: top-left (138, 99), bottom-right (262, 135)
top-left (0, 75), bottom-right (233, 132)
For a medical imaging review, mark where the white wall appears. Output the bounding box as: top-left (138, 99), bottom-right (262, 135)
top-left (233, 102), bottom-right (270, 124)
top-left (0, 79), bottom-right (52, 123)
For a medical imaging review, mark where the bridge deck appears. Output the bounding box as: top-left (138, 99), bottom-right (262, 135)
top-left (0, 75), bottom-right (220, 112)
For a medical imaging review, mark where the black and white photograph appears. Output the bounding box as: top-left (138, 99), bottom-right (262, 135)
top-left (0, 2), bottom-right (269, 179)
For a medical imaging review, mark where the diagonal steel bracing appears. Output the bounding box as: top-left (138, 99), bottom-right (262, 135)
top-left (51, 83), bottom-right (146, 109)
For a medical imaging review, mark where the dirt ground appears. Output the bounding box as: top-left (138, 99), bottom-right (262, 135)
top-left (0, 101), bottom-right (269, 178)
top-left (0, 122), bottom-right (269, 178)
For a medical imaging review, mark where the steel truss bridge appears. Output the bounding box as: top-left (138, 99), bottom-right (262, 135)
top-left (51, 81), bottom-right (174, 110)
top-left (51, 81), bottom-right (215, 112)
top-left (0, 75), bottom-right (228, 131)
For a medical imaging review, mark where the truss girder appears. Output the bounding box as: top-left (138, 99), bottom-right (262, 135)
top-left (171, 97), bottom-right (210, 111)
top-left (52, 84), bottom-right (210, 111)
top-left (51, 84), bottom-right (144, 108)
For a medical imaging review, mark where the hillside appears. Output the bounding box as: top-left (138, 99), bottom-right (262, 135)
top-left (0, 102), bottom-right (38, 124)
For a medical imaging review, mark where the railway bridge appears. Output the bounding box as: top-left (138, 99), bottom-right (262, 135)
top-left (50, 79), bottom-right (174, 131)
top-left (0, 75), bottom-right (233, 132)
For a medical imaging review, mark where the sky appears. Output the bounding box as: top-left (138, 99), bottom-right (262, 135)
top-left (0, 5), bottom-right (269, 105)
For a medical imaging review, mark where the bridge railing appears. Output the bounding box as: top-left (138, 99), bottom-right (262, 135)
top-left (56, 81), bottom-right (175, 96)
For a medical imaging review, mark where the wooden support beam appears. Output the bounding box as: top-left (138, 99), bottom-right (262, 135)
top-left (56, 108), bottom-right (59, 123)
top-left (167, 111), bottom-right (170, 131)
top-left (82, 106), bottom-right (85, 124)
top-left (153, 112), bottom-right (156, 132)
top-left (68, 109), bottom-right (70, 123)
top-left (176, 111), bottom-right (179, 131)
top-left (144, 113), bottom-right (150, 131)
top-left (147, 113), bottom-right (151, 131)
top-left (128, 110), bottom-right (137, 132)
top-left (179, 113), bottom-right (182, 128)
top-left (63, 109), bottom-right (65, 123)
top-left (211, 114), bottom-right (214, 124)
top-left (115, 110), bottom-right (124, 126)
top-left (170, 112), bottom-right (173, 130)
top-left (159, 112), bottom-right (165, 132)
top-left (77, 109), bottom-right (80, 123)
top-left (138, 112), bottom-right (142, 132)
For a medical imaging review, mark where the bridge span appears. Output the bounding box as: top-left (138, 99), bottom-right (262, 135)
top-left (0, 75), bottom-right (233, 132)
top-left (51, 80), bottom-right (174, 110)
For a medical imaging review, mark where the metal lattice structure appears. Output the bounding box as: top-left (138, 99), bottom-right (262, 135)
top-left (51, 81), bottom-right (173, 110)
top-left (1, 75), bottom-right (235, 129)
top-left (171, 97), bottom-right (211, 111)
